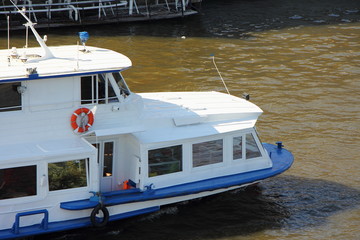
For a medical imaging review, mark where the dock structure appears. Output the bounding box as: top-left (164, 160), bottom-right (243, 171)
top-left (0, 0), bottom-right (202, 30)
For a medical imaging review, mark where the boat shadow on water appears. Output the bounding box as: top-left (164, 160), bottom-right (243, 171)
top-left (36, 175), bottom-right (360, 240)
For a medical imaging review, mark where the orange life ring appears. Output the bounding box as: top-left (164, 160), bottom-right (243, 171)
top-left (70, 107), bottom-right (94, 133)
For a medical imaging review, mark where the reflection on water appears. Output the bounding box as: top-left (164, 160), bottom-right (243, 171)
top-left (1, 0), bottom-right (360, 239)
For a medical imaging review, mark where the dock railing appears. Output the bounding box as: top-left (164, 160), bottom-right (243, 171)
top-left (0, 0), bottom-right (128, 22)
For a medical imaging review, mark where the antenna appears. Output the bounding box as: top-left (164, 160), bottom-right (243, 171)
top-left (211, 54), bottom-right (230, 95)
top-left (10, 0), bottom-right (54, 59)
top-left (25, 24), bottom-right (29, 48)
top-left (7, 16), bottom-right (10, 51)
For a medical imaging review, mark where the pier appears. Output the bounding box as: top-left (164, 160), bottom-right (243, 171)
top-left (0, 0), bottom-right (202, 30)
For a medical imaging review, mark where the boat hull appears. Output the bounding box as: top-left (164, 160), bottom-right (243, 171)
top-left (0, 143), bottom-right (293, 239)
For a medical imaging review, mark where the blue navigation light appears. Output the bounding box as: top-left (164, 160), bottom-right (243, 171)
top-left (79, 31), bottom-right (89, 44)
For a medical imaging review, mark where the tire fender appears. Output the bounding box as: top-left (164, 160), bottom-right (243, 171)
top-left (90, 204), bottom-right (109, 228)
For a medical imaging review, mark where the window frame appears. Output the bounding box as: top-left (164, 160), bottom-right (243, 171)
top-left (111, 72), bottom-right (130, 97)
top-left (80, 72), bottom-right (130, 105)
top-left (0, 82), bottom-right (23, 112)
top-left (232, 135), bottom-right (244, 161)
top-left (102, 141), bottom-right (114, 177)
top-left (0, 163), bottom-right (44, 206)
top-left (80, 74), bottom-right (110, 104)
top-left (245, 133), bottom-right (263, 159)
top-left (192, 139), bottom-right (224, 168)
top-left (0, 164), bottom-right (37, 201)
top-left (232, 132), bottom-right (263, 161)
top-left (148, 144), bottom-right (183, 178)
top-left (47, 158), bottom-right (89, 192)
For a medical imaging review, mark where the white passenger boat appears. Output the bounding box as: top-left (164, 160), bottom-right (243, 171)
top-left (0, 8), bottom-right (294, 239)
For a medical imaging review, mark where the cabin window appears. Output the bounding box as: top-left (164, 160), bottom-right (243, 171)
top-left (81, 75), bottom-right (95, 104)
top-left (193, 139), bottom-right (223, 167)
top-left (112, 72), bottom-right (130, 97)
top-left (246, 134), bottom-right (262, 159)
top-left (0, 82), bottom-right (22, 112)
top-left (81, 75), bottom-right (106, 104)
top-left (48, 159), bottom-right (88, 191)
top-left (0, 165), bottom-right (36, 200)
top-left (81, 73), bottom-right (130, 104)
top-left (233, 136), bottom-right (243, 160)
top-left (103, 142), bottom-right (114, 177)
top-left (148, 145), bottom-right (182, 177)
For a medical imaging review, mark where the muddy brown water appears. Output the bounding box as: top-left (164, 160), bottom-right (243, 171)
top-left (1, 0), bottom-right (359, 239)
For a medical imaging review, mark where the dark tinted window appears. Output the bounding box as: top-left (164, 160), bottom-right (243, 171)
top-left (0, 82), bottom-right (22, 112)
top-left (0, 165), bottom-right (37, 200)
top-left (81, 76), bottom-right (94, 104)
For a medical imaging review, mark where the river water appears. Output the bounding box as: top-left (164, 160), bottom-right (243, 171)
top-left (1, 0), bottom-right (360, 239)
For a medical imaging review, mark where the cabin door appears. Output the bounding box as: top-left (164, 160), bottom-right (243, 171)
top-left (92, 140), bottom-right (116, 192)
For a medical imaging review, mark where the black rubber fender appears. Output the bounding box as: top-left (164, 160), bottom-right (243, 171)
top-left (90, 204), bottom-right (109, 227)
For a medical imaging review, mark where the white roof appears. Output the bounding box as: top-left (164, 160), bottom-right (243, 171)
top-left (0, 45), bottom-right (132, 82)
top-left (134, 91), bottom-right (263, 143)
top-left (140, 91), bottom-right (262, 122)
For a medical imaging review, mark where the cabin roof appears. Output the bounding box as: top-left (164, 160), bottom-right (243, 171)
top-left (134, 91), bottom-right (263, 143)
top-left (0, 137), bottom-right (95, 163)
top-left (139, 91), bottom-right (263, 121)
top-left (0, 45), bottom-right (132, 82)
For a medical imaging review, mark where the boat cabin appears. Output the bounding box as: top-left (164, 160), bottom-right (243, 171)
top-left (0, 64), bottom-right (271, 197)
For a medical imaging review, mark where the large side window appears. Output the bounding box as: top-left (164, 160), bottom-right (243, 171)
top-left (48, 159), bottom-right (88, 191)
top-left (148, 145), bottom-right (182, 177)
top-left (0, 82), bottom-right (22, 112)
top-left (0, 165), bottom-right (36, 200)
top-left (246, 134), bottom-right (262, 159)
top-left (193, 139), bottom-right (223, 167)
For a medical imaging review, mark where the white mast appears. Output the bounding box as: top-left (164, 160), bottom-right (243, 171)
top-left (10, 0), bottom-right (54, 60)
